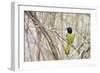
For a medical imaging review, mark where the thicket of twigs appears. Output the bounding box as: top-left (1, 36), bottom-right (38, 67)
top-left (24, 11), bottom-right (90, 61)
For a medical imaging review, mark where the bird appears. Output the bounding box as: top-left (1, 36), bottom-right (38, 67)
top-left (64, 27), bottom-right (75, 55)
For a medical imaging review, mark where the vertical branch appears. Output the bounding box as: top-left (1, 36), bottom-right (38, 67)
top-left (24, 14), bottom-right (33, 61)
top-left (31, 12), bottom-right (41, 60)
top-left (25, 11), bottom-right (59, 60)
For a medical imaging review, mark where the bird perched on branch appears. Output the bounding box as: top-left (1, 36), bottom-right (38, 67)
top-left (64, 27), bottom-right (75, 55)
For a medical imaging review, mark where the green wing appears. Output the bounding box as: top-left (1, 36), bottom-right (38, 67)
top-left (66, 33), bottom-right (75, 44)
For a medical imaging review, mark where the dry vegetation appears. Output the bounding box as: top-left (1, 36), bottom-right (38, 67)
top-left (24, 11), bottom-right (90, 62)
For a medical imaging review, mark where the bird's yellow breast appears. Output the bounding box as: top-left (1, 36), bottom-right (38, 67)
top-left (66, 33), bottom-right (75, 44)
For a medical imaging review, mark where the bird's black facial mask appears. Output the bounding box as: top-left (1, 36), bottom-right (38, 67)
top-left (67, 27), bottom-right (72, 34)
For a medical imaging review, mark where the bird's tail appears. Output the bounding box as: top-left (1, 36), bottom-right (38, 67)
top-left (64, 44), bottom-right (70, 55)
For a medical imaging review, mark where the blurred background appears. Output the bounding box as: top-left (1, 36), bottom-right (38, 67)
top-left (24, 11), bottom-right (90, 61)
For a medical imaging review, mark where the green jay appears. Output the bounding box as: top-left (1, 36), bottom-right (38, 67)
top-left (64, 27), bottom-right (75, 55)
